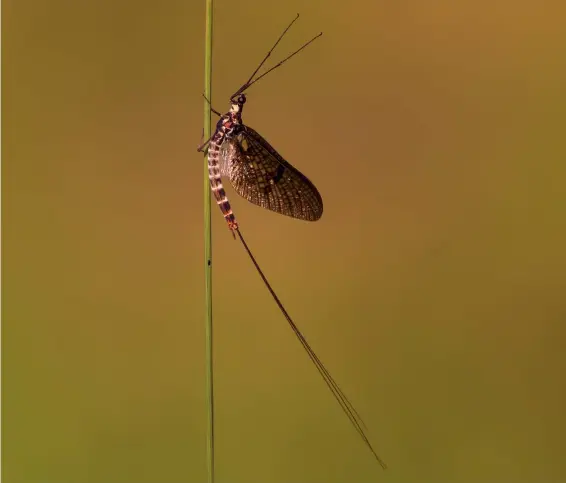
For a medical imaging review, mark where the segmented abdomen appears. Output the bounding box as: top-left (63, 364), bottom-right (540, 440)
top-left (208, 133), bottom-right (238, 232)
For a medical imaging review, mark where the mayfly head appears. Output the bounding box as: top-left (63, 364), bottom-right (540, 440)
top-left (230, 93), bottom-right (247, 113)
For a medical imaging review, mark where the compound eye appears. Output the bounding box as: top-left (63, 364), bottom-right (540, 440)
top-left (239, 94), bottom-right (246, 104)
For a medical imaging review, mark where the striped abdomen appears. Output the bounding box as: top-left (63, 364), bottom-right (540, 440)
top-left (208, 132), bottom-right (238, 233)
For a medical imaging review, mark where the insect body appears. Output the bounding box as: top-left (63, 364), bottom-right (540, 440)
top-left (206, 98), bottom-right (244, 234)
top-left (208, 93), bottom-right (323, 236)
top-left (199, 14), bottom-right (324, 236)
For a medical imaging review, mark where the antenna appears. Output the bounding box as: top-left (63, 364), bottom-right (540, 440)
top-left (230, 14), bottom-right (323, 100)
top-left (238, 13), bottom-right (299, 94)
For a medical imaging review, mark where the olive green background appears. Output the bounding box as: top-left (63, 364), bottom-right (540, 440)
top-left (3, 0), bottom-right (566, 482)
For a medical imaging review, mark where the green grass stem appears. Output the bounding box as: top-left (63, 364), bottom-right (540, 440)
top-left (203, 0), bottom-right (214, 482)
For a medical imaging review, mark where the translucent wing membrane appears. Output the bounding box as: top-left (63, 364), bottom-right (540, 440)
top-left (219, 125), bottom-right (323, 221)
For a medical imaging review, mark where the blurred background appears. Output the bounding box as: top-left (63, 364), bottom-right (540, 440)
top-left (3, 0), bottom-right (566, 482)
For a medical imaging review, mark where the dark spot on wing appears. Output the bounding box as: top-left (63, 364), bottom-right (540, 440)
top-left (272, 164), bottom-right (285, 184)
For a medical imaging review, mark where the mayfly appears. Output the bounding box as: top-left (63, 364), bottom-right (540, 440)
top-left (198, 14), bottom-right (387, 469)
top-left (198, 15), bottom-right (323, 237)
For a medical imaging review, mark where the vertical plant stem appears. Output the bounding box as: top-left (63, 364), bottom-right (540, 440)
top-left (203, 0), bottom-right (214, 482)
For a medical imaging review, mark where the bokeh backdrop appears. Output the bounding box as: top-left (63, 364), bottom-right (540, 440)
top-left (3, 0), bottom-right (566, 482)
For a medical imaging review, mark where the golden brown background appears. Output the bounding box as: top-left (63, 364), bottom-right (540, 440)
top-left (3, 0), bottom-right (566, 482)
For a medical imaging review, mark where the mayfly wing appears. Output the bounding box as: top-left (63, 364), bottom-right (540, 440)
top-left (219, 125), bottom-right (323, 222)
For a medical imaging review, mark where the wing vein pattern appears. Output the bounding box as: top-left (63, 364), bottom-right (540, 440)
top-left (219, 125), bottom-right (323, 222)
